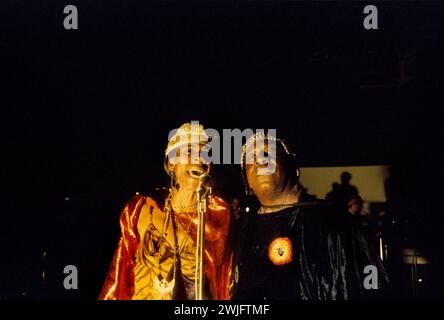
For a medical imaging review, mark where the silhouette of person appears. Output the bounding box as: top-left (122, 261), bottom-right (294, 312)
top-left (230, 197), bottom-right (243, 221)
top-left (327, 172), bottom-right (359, 209)
top-left (326, 182), bottom-right (340, 202)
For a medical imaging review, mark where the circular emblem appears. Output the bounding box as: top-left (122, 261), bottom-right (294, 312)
top-left (268, 237), bottom-right (293, 265)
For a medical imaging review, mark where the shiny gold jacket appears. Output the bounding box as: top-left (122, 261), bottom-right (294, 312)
top-left (99, 194), bottom-right (232, 300)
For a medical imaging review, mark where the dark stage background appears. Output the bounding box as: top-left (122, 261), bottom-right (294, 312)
top-left (1, 1), bottom-right (443, 299)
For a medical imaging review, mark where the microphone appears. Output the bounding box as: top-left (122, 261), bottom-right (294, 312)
top-left (196, 173), bottom-right (211, 197)
top-left (195, 172), bottom-right (210, 300)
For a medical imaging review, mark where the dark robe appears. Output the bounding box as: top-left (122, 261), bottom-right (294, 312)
top-left (231, 196), bottom-right (389, 300)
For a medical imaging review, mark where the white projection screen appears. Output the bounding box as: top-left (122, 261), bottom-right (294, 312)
top-left (299, 166), bottom-right (390, 203)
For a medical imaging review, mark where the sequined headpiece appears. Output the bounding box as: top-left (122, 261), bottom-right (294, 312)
top-left (164, 122), bottom-right (210, 175)
top-left (240, 132), bottom-right (299, 195)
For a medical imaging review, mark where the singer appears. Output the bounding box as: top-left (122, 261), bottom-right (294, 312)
top-left (99, 122), bottom-right (232, 300)
top-left (231, 132), bottom-right (389, 299)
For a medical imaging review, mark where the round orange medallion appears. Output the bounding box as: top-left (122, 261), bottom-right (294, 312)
top-left (268, 237), bottom-right (293, 265)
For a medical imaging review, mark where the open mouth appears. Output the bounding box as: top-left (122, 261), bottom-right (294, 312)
top-left (256, 169), bottom-right (274, 176)
top-left (255, 165), bottom-right (276, 176)
top-left (187, 168), bottom-right (205, 178)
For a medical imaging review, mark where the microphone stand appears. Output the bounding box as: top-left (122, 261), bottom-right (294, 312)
top-left (195, 174), bottom-right (210, 300)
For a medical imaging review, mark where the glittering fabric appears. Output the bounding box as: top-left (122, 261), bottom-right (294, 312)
top-left (99, 194), bottom-right (232, 300)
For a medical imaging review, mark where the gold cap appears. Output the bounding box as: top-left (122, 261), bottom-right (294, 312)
top-left (164, 122), bottom-right (209, 175)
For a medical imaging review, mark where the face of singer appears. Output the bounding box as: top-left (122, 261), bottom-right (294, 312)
top-left (245, 141), bottom-right (286, 199)
top-left (169, 144), bottom-right (210, 192)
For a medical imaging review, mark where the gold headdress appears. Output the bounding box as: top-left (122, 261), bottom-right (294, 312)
top-left (164, 122), bottom-right (210, 175)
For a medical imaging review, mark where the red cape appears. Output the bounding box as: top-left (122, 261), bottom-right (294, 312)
top-left (99, 194), bottom-right (232, 300)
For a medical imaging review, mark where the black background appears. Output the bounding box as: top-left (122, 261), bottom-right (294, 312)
top-left (1, 1), bottom-right (443, 299)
